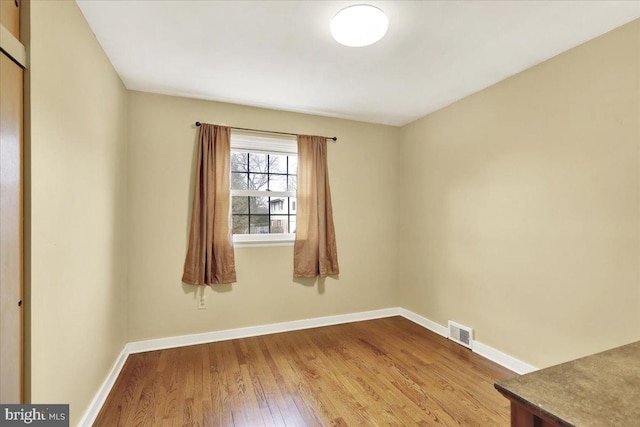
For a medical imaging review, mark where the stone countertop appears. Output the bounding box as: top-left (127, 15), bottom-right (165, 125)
top-left (495, 341), bottom-right (640, 427)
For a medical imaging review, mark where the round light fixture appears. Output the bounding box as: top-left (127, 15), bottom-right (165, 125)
top-left (330, 4), bottom-right (389, 47)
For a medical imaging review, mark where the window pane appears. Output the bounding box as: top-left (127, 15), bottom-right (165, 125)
top-left (230, 145), bottom-right (298, 238)
top-left (248, 173), bottom-right (268, 191)
top-left (232, 197), bottom-right (248, 214)
top-left (269, 154), bottom-right (287, 173)
top-left (250, 215), bottom-right (269, 234)
top-left (249, 153), bottom-right (268, 173)
top-left (249, 196), bottom-right (269, 214)
top-left (231, 152), bottom-right (248, 172)
top-left (269, 174), bottom-right (287, 191)
top-left (232, 215), bottom-right (249, 234)
top-left (231, 172), bottom-right (248, 190)
top-left (270, 215), bottom-right (288, 233)
top-left (289, 156), bottom-right (298, 175)
top-left (287, 175), bottom-right (296, 191)
top-left (269, 198), bottom-right (287, 214)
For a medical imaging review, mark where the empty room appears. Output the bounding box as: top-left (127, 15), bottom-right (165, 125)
top-left (0, 0), bottom-right (638, 426)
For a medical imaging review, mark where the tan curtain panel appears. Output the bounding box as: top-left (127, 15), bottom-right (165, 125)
top-left (182, 124), bottom-right (236, 285)
top-left (294, 135), bottom-right (339, 278)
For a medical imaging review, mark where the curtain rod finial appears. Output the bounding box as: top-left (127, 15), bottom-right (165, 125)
top-left (195, 121), bottom-right (201, 127)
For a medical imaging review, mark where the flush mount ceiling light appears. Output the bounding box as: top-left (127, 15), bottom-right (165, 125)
top-left (330, 4), bottom-right (389, 47)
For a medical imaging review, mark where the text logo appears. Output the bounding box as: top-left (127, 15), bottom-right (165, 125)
top-left (0, 405), bottom-right (69, 426)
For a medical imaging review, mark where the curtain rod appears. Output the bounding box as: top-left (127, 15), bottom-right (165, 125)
top-left (195, 122), bottom-right (337, 142)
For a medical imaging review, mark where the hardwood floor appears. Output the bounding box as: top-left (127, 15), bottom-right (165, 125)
top-left (94, 316), bottom-right (515, 426)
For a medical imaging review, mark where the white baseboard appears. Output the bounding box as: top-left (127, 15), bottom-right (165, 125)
top-left (396, 307), bottom-right (449, 337)
top-left (473, 341), bottom-right (536, 375)
top-left (79, 306), bottom-right (535, 426)
top-left (126, 307), bottom-right (400, 354)
top-left (78, 347), bottom-right (129, 427)
top-left (395, 308), bottom-right (536, 375)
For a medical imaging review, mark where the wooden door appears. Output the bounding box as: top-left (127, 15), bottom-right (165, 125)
top-left (0, 0), bottom-right (20, 38)
top-left (0, 0), bottom-right (24, 403)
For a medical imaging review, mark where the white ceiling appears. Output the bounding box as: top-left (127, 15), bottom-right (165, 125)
top-left (76, 1), bottom-right (640, 126)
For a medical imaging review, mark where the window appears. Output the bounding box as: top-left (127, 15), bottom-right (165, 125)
top-left (230, 132), bottom-right (297, 247)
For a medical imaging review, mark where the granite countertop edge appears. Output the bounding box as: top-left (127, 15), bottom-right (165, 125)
top-left (494, 381), bottom-right (576, 427)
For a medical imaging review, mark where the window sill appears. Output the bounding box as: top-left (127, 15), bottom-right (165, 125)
top-left (233, 234), bottom-right (295, 248)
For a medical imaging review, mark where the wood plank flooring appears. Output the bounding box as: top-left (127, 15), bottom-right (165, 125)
top-left (94, 316), bottom-right (515, 426)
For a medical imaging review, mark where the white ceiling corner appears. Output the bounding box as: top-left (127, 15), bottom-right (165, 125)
top-left (75, 0), bottom-right (640, 126)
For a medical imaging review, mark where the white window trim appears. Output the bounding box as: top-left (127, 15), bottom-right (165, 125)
top-left (230, 131), bottom-right (297, 247)
top-left (231, 132), bottom-right (297, 154)
top-left (232, 189), bottom-right (293, 198)
top-left (233, 233), bottom-right (295, 248)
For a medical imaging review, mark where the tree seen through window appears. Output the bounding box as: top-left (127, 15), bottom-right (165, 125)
top-left (231, 152), bottom-right (297, 235)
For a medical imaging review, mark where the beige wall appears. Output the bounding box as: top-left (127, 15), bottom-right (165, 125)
top-left (126, 91), bottom-right (399, 342)
top-left (24, 3), bottom-right (639, 422)
top-left (28, 1), bottom-right (128, 424)
top-left (399, 20), bottom-right (640, 368)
